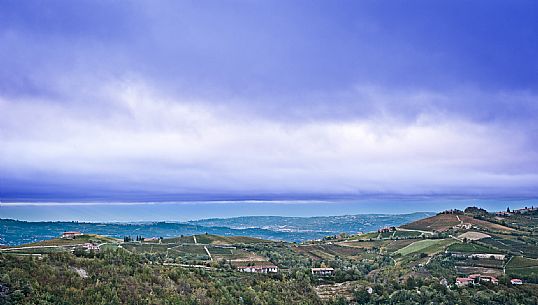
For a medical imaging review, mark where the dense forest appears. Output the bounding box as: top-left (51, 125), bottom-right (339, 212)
top-left (1, 249), bottom-right (538, 305)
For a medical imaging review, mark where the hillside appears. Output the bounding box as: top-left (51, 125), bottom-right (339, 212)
top-left (2, 207), bottom-right (538, 304)
top-left (188, 212), bottom-right (434, 234)
top-left (401, 212), bottom-right (515, 233)
top-left (0, 212), bottom-right (433, 246)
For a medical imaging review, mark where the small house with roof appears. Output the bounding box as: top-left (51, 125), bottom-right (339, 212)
top-left (311, 267), bottom-right (335, 276)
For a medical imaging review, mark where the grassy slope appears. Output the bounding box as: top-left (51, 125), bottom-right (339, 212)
top-left (396, 239), bottom-right (458, 256)
top-left (506, 256), bottom-right (538, 279)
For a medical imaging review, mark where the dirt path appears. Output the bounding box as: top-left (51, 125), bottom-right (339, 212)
top-left (204, 246), bottom-right (212, 261)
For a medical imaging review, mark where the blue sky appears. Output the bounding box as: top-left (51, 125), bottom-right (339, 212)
top-left (1, 0), bottom-right (537, 202)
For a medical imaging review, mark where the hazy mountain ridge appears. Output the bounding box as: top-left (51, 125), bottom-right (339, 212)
top-left (188, 212), bottom-right (434, 232)
top-left (0, 212), bottom-right (433, 246)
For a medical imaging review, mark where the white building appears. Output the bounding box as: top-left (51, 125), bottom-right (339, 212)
top-left (237, 265), bottom-right (278, 273)
top-left (311, 267), bottom-right (335, 276)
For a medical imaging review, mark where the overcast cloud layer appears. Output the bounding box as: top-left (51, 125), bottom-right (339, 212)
top-left (1, 1), bottom-right (538, 201)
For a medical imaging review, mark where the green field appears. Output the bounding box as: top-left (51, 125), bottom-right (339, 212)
top-left (506, 256), bottom-right (538, 281)
top-left (396, 239), bottom-right (457, 256)
top-left (507, 256), bottom-right (538, 268)
top-left (480, 236), bottom-right (538, 258)
top-left (383, 239), bottom-right (417, 253)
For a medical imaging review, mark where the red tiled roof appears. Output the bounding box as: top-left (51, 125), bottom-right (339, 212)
top-left (456, 277), bottom-right (473, 283)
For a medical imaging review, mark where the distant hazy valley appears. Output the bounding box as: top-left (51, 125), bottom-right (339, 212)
top-left (0, 212), bottom-right (433, 246)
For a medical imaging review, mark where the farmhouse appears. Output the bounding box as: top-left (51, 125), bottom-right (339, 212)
top-left (61, 231), bottom-right (82, 239)
top-left (455, 277), bottom-right (473, 287)
top-left (469, 274), bottom-right (499, 285)
top-left (311, 267), bottom-right (335, 276)
top-left (511, 279), bottom-right (523, 285)
top-left (455, 274), bottom-right (499, 287)
top-left (237, 265), bottom-right (278, 273)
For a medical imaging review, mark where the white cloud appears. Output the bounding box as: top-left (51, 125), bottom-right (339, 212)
top-left (1, 79), bottom-right (537, 196)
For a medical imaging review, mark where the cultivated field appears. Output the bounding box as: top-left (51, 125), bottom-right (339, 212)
top-left (506, 256), bottom-right (538, 280)
top-left (401, 214), bottom-right (461, 232)
top-left (396, 239), bottom-right (457, 256)
top-left (446, 242), bottom-right (502, 254)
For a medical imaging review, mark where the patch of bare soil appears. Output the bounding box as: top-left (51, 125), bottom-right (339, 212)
top-left (458, 231), bottom-right (491, 241)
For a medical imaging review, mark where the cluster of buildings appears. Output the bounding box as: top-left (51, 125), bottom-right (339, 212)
top-left (455, 274), bottom-right (499, 287)
top-left (235, 265), bottom-right (336, 277)
top-left (449, 252), bottom-right (506, 260)
top-left (60, 232), bottom-right (99, 252)
top-left (456, 274), bottom-right (524, 287)
top-left (496, 206), bottom-right (537, 216)
top-left (236, 265), bottom-right (278, 273)
top-left (377, 226), bottom-right (396, 233)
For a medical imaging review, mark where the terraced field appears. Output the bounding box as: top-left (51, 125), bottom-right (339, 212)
top-left (352, 230), bottom-right (422, 240)
top-left (293, 244), bottom-right (368, 261)
top-left (506, 256), bottom-right (538, 280)
top-left (394, 230), bottom-right (423, 238)
top-left (447, 242), bottom-right (502, 254)
top-left (20, 234), bottom-right (118, 247)
top-left (161, 235), bottom-right (195, 243)
top-left (192, 234), bottom-right (272, 245)
top-left (383, 239), bottom-right (417, 253)
top-left (401, 214), bottom-right (460, 232)
top-left (401, 213), bottom-right (514, 233)
top-left (480, 236), bottom-right (538, 258)
top-left (122, 243), bottom-right (209, 261)
top-left (458, 215), bottom-right (514, 232)
top-left (339, 239), bottom-right (386, 249)
top-left (455, 257), bottom-right (504, 269)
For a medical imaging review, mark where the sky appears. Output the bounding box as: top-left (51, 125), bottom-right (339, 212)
top-left (1, 0), bottom-right (538, 202)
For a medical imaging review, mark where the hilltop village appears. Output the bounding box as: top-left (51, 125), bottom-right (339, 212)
top-left (1, 206), bottom-right (538, 304)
